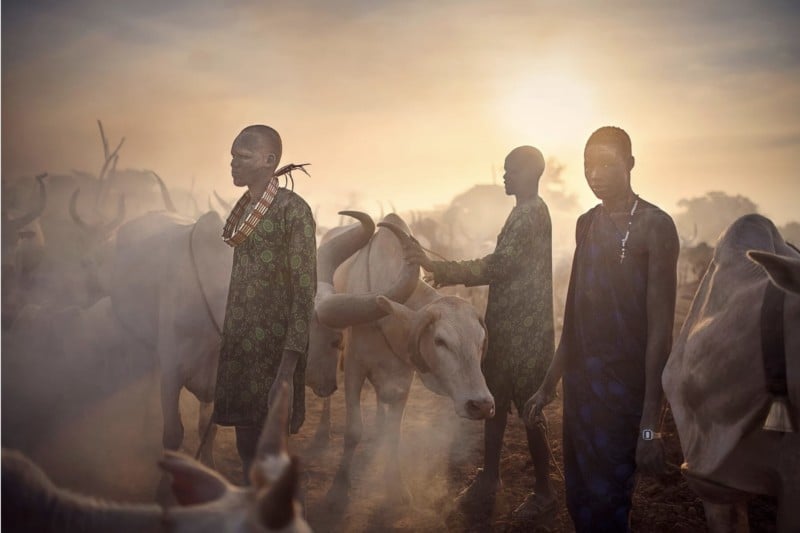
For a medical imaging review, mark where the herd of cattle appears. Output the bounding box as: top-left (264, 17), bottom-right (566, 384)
top-left (1, 157), bottom-right (798, 532)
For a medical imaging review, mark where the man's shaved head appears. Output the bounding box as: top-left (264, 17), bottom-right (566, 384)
top-left (507, 146), bottom-right (546, 178)
top-left (239, 125), bottom-right (283, 166)
top-left (586, 126), bottom-right (631, 160)
top-left (503, 145), bottom-right (546, 199)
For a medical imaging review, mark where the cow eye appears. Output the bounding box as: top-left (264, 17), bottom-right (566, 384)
top-left (434, 337), bottom-right (447, 348)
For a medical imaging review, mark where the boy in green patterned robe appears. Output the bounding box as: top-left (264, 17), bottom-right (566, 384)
top-left (405, 146), bottom-right (556, 519)
top-left (212, 125), bottom-right (316, 480)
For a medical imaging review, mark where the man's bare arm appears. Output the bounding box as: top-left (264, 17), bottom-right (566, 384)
top-left (640, 212), bottom-right (679, 431)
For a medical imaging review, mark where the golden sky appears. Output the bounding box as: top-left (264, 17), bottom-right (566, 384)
top-left (3, 0), bottom-right (799, 227)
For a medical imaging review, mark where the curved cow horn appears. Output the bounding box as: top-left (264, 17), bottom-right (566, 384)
top-left (213, 190), bottom-right (232, 213)
top-left (151, 171), bottom-right (177, 213)
top-left (7, 173), bottom-right (47, 230)
top-left (376, 220), bottom-right (419, 250)
top-left (69, 189), bottom-right (92, 231)
top-left (316, 211), bottom-right (375, 284)
top-left (71, 189), bottom-right (126, 236)
top-left (256, 382), bottom-right (290, 460)
top-left (408, 308), bottom-right (438, 373)
top-left (259, 456), bottom-right (300, 529)
top-left (315, 220), bottom-right (420, 329)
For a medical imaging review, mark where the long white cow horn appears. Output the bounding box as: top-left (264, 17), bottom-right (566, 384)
top-left (316, 210), bottom-right (375, 284)
top-left (316, 221), bottom-right (420, 328)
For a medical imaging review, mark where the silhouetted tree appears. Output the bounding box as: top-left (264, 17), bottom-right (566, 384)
top-left (673, 191), bottom-right (758, 245)
top-left (780, 221), bottom-right (800, 246)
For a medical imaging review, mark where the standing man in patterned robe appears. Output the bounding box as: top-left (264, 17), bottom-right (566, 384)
top-left (526, 126), bottom-right (679, 532)
top-left (404, 146), bottom-right (556, 520)
top-left (213, 125), bottom-right (317, 481)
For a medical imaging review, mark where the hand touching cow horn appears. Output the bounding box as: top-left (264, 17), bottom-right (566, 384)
top-left (376, 221), bottom-right (434, 272)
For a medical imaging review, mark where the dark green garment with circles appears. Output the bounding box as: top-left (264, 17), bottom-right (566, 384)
top-left (429, 197), bottom-right (554, 413)
top-left (213, 188), bottom-right (317, 433)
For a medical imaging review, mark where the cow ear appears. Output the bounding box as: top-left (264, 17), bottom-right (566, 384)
top-left (478, 315), bottom-right (489, 361)
top-left (259, 456), bottom-right (300, 530)
top-left (376, 295), bottom-right (414, 320)
top-left (748, 250), bottom-right (800, 295)
top-left (375, 296), bottom-right (414, 364)
top-left (159, 451), bottom-right (230, 505)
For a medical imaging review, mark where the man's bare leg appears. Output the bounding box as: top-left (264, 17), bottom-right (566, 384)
top-left (512, 417), bottom-right (557, 520)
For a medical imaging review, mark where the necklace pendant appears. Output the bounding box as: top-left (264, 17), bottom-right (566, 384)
top-left (620, 249), bottom-right (626, 264)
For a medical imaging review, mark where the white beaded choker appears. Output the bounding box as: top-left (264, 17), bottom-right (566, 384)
top-left (619, 196), bottom-right (639, 264)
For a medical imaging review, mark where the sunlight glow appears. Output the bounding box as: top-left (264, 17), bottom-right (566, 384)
top-left (493, 68), bottom-right (597, 153)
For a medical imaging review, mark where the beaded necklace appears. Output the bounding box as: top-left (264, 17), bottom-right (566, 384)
top-left (221, 163), bottom-right (311, 247)
top-left (222, 177), bottom-right (279, 247)
top-left (618, 195), bottom-right (640, 264)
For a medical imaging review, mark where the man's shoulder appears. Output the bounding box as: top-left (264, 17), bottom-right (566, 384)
top-left (577, 205), bottom-right (601, 225)
top-left (514, 197), bottom-right (552, 224)
top-left (636, 198), bottom-right (679, 257)
top-left (278, 188), bottom-right (313, 215)
top-left (637, 198), bottom-right (677, 232)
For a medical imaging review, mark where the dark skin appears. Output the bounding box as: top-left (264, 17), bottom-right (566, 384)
top-left (405, 146), bottom-right (554, 505)
top-left (524, 139), bottom-right (678, 477)
top-left (229, 129), bottom-right (301, 418)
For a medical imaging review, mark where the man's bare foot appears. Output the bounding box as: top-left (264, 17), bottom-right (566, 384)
top-left (454, 468), bottom-right (502, 509)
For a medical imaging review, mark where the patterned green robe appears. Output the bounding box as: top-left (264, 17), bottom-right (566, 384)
top-left (213, 188), bottom-right (316, 433)
top-left (429, 197), bottom-right (554, 413)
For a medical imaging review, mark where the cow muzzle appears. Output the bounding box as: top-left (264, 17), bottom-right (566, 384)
top-left (310, 383), bottom-right (337, 398)
top-left (464, 397), bottom-right (496, 420)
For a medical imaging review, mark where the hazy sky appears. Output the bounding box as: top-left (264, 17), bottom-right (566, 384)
top-left (3, 0), bottom-right (799, 226)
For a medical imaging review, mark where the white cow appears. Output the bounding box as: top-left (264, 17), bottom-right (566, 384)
top-left (310, 212), bottom-right (495, 502)
top-left (110, 210), bottom-right (231, 466)
top-left (663, 214), bottom-right (799, 532)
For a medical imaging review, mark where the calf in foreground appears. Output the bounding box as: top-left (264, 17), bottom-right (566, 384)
top-left (2, 384), bottom-right (311, 533)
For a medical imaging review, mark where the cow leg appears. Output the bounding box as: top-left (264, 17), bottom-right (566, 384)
top-left (330, 360), bottom-right (366, 496)
top-left (311, 397), bottom-right (332, 448)
top-left (375, 396), bottom-right (386, 434)
top-left (383, 398), bottom-right (412, 505)
top-left (702, 501), bottom-right (749, 533)
top-left (160, 373), bottom-right (184, 452)
top-left (197, 401), bottom-right (217, 468)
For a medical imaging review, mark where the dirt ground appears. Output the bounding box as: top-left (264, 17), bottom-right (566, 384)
top-left (2, 289), bottom-right (777, 533)
top-left (6, 362), bottom-right (777, 533)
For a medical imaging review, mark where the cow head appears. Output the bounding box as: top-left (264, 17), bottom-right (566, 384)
top-left (69, 188), bottom-right (126, 297)
top-left (748, 249), bottom-right (799, 434)
top-left (306, 211), bottom-right (375, 397)
top-left (161, 384), bottom-right (311, 533)
top-left (374, 220), bottom-right (494, 420)
top-left (375, 295), bottom-right (495, 420)
top-left (2, 385), bottom-right (311, 533)
top-left (1, 174), bottom-right (47, 281)
top-left (748, 250), bottom-right (800, 295)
